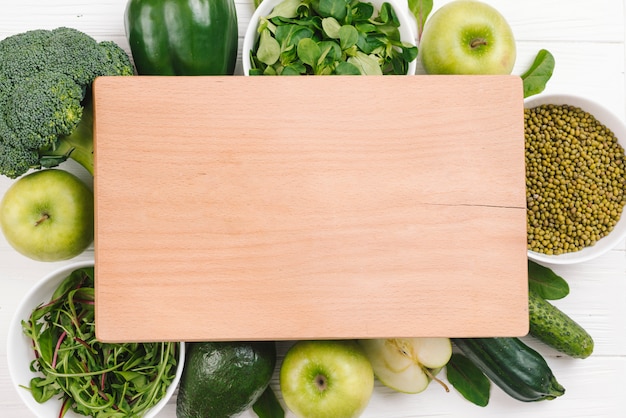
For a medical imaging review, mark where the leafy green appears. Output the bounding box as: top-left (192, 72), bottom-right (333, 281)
top-left (257, 28), bottom-right (282, 65)
top-left (312, 0), bottom-right (349, 20)
top-left (528, 260), bottom-right (570, 300)
top-left (521, 49), bottom-right (555, 98)
top-left (252, 386), bottom-right (285, 418)
top-left (446, 353), bottom-right (491, 407)
top-left (268, 0), bottom-right (302, 18)
top-left (0, 27), bottom-right (133, 179)
top-left (21, 267), bottom-right (179, 417)
top-left (249, 0), bottom-right (417, 75)
top-left (408, 0), bottom-right (433, 41)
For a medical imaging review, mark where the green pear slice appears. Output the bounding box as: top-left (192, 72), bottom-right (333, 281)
top-left (358, 338), bottom-right (452, 394)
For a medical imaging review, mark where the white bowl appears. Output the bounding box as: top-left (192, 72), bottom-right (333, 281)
top-left (242, 0), bottom-right (417, 75)
top-left (7, 260), bottom-right (185, 418)
top-left (525, 94), bottom-right (626, 264)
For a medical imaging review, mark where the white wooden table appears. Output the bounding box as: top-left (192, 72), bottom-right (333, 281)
top-left (1, 1), bottom-right (625, 417)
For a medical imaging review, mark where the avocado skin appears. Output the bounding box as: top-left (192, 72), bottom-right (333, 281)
top-left (176, 341), bottom-right (277, 418)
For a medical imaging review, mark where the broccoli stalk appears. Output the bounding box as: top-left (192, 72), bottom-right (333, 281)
top-left (0, 27), bottom-right (134, 179)
top-left (38, 98), bottom-right (94, 175)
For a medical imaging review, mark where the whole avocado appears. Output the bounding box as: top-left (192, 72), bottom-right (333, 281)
top-left (176, 341), bottom-right (276, 418)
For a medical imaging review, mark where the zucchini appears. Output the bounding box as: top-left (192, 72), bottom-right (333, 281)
top-left (452, 337), bottom-right (565, 402)
top-left (528, 288), bottom-right (594, 359)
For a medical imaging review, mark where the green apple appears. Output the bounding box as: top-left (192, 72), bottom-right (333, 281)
top-left (419, 0), bottom-right (516, 75)
top-left (358, 338), bottom-right (452, 394)
top-left (280, 340), bottom-right (374, 418)
top-left (0, 169), bottom-right (93, 261)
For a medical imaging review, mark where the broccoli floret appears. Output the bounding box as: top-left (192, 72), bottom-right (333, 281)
top-left (0, 143), bottom-right (39, 180)
top-left (0, 27), bottom-right (134, 178)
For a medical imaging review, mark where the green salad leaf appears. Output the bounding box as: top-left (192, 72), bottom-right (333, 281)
top-left (408, 0), bottom-right (433, 41)
top-left (249, 0), bottom-right (417, 75)
top-left (253, 386), bottom-right (285, 418)
top-left (528, 260), bottom-right (570, 300)
top-left (21, 267), bottom-right (179, 417)
top-left (521, 49), bottom-right (555, 98)
top-left (446, 353), bottom-right (491, 407)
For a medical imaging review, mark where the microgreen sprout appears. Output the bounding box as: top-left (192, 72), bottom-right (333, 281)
top-left (21, 267), bottom-right (179, 417)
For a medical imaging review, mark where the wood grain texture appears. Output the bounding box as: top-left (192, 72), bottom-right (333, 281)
top-left (3, 1), bottom-right (626, 417)
top-left (92, 75), bottom-right (527, 342)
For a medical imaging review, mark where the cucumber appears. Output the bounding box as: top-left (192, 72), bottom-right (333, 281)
top-left (528, 288), bottom-right (594, 359)
top-left (452, 337), bottom-right (565, 402)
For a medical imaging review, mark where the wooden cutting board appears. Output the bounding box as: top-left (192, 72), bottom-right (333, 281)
top-left (93, 75), bottom-right (528, 343)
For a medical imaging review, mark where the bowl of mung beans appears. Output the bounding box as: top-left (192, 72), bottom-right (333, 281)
top-left (525, 94), bottom-right (626, 264)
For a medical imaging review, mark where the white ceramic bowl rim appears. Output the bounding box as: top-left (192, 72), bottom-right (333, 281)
top-left (242, 0), bottom-right (418, 76)
top-left (525, 93), bottom-right (626, 265)
top-left (7, 260), bottom-right (185, 418)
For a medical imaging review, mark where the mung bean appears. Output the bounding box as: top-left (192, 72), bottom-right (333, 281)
top-left (525, 104), bottom-right (626, 254)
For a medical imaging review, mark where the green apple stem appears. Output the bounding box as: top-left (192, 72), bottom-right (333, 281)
top-left (34, 213), bottom-right (50, 226)
top-left (422, 366), bottom-right (450, 393)
top-left (470, 38), bottom-right (488, 49)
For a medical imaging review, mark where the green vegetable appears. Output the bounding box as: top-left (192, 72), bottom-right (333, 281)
top-left (528, 260), bottom-right (569, 300)
top-left (21, 267), bottom-right (179, 417)
top-left (529, 288), bottom-right (594, 359)
top-left (452, 337), bottom-right (565, 402)
top-left (0, 27), bottom-right (133, 179)
top-left (124, 0), bottom-right (238, 75)
top-left (446, 353), bottom-right (491, 407)
top-left (177, 341), bottom-right (277, 418)
top-left (521, 49), bottom-right (555, 98)
top-left (408, 0), bottom-right (433, 41)
top-left (249, 0), bottom-right (418, 75)
top-left (252, 386), bottom-right (285, 418)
